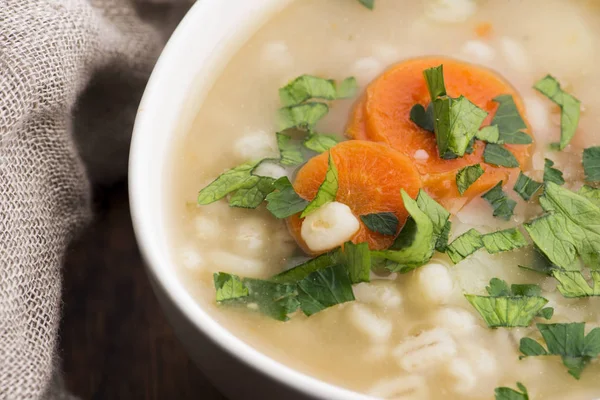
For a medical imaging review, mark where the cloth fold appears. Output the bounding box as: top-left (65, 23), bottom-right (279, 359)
top-left (0, 0), bottom-right (190, 398)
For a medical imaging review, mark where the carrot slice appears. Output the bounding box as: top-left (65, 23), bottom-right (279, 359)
top-left (288, 140), bottom-right (422, 254)
top-left (346, 57), bottom-right (532, 210)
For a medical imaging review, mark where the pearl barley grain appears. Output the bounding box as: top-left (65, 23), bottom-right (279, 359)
top-left (416, 263), bottom-right (454, 305)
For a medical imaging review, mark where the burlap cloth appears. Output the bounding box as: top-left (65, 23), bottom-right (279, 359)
top-left (0, 0), bottom-right (191, 398)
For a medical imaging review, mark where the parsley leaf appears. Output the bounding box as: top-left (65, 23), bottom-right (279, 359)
top-left (534, 75), bottom-right (581, 150)
top-left (483, 143), bottom-right (520, 168)
top-left (465, 278), bottom-right (548, 328)
top-left (456, 164), bottom-right (485, 195)
top-left (198, 160), bottom-right (263, 205)
top-left (578, 185), bottom-right (600, 207)
top-left (520, 323), bottom-right (600, 379)
top-left (371, 190), bottom-right (435, 272)
top-left (214, 273), bottom-right (299, 321)
top-left (482, 228), bottom-right (528, 254)
top-left (583, 146), bottom-right (600, 182)
top-left (409, 103), bottom-right (434, 132)
top-left (476, 125), bottom-right (500, 143)
top-left (229, 176), bottom-right (275, 208)
top-left (416, 190), bottom-right (451, 252)
top-left (358, 0), bottom-right (374, 9)
top-left (553, 270), bottom-right (600, 298)
top-left (304, 133), bottom-right (340, 153)
top-left (272, 249), bottom-right (341, 284)
top-left (447, 228), bottom-right (484, 263)
top-left (482, 181), bottom-right (516, 220)
top-left (276, 102), bottom-right (329, 131)
top-left (543, 158), bottom-right (565, 185)
top-left (276, 133), bottom-right (304, 166)
top-left (265, 177), bottom-right (308, 218)
top-left (513, 172), bottom-right (543, 201)
top-left (423, 65), bottom-right (488, 157)
top-left (491, 95), bottom-right (532, 144)
top-left (494, 382), bottom-right (529, 400)
top-left (301, 153), bottom-right (339, 217)
top-left (279, 75), bottom-right (358, 107)
top-left (344, 241), bottom-right (371, 284)
top-left (297, 264), bottom-right (355, 316)
top-left (524, 182), bottom-right (600, 270)
top-left (360, 212), bottom-right (399, 235)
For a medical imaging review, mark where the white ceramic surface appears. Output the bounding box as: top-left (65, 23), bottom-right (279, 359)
top-left (129, 1), bottom-right (375, 399)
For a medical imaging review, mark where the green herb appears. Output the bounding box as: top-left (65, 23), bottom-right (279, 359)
top-left (520, 322), bottom-right (600, 379)
top-left (214, 273), bottom-right (299, 321)
top-left (446, 228), bottom-right (484, 263)
top-left (344, 241), bottom-right (371, 284)
top-left (583, 146), bottom-right (600, 182)
top-left (229, 176), bottom-right (275, 208)
top-left (265, 177), bottom-right (308, 218)
top-left (539, 307), bottom-right (554, 320)
top-left (578, 185), bottom-right (600, 207)
top-left (494, 382), bottom-right (529, 400)
top-left (553, 270), bottom-right (600, 298)
top-left (415, 190), bottom-right (452, 252)
top-left (490, 95), bottom-right (532, 144)
top-left (524, 182), bottom-right (600, 270)
top-left (371, 190), bottom-right (435, 272)
top-left (279, 75), bottom-right (358, 107)
top-left (360, 212), bottom-right (399, 235)
top-left (304, 134), bottom-right (340, 153)
top-left (518, 247), bottom-right (558, 276)
top-left (533, 75), bottom-right (581, 150)
top-left (482, 181), bottom-right (516, 220)
top-left (297, 264), bottom-right (355, 316)
top-left (409, 103), bottom-right (434, 132)
top-left (436, 220), bottom-right (452, 252)
top-left (277, 133), bottom-right (304, 166)
top-left (272, 249), bottom-right (341, 284)
top-left (482, 228), bottom-right (528, 254)
top-left (513, 172), bottom-right (543, 201)
top-left (483, 143), bottom-right (520, 168)
top-left (423, 65), bottom-right (488, 157)
top-left (301, 153), bottom-right (339, 217)
top-left (358, 0), bottom-right (374, 9)
top-left (465, 278), bottom-right (548, 328)
top-left (276, 102), bottom-right (329, 131)
top-left (198, 160), bottom-right (263, 205)
top-left (543, 158), bottom-right (565, 185)
top-left (476, 125), bottom-right (500, 143)
top-left (456, 164), bottom-right (485, 195)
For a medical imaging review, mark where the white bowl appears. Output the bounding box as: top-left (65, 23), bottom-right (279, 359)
top-left (129, 1), bottom-right (375, 399)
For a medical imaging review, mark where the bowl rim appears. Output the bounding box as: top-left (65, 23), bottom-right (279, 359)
top-left (128, 1), bottom-right (375, 399)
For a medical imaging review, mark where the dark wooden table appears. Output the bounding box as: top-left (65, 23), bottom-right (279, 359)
top-left (60, 183), bottom-right (227, 400)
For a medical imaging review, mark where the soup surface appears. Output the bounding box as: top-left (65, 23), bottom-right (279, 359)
top-left (169, 0), bottom-right (600, 398)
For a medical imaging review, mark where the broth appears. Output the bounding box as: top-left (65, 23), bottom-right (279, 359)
top-left (168, 0), bottom-right (600, 398)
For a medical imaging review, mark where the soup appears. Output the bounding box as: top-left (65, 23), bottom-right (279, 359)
top-left (168, 0), bottom-right (600, 398)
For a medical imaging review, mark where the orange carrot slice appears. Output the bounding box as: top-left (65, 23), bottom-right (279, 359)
top-left (346, 57), bottom-right (532, 210)
top-left (288, 140), bottom-right (422, 254)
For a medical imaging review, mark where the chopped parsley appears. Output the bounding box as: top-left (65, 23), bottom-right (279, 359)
top-left (343, 241), bottom-right (371, 284)
top-left (490, 95), bottom-right (532, 144)
top-left (304, 133), bottom-right (340, 153)
top-left (423, 65), bottom-right (488, 157)
top-left (416, 190), bottom-right (451, 252)
top-left (524, 182), bottom-right (600, 270)
top-left (494, 382), bottom-right (529, 400)
top-left (301, 153), bottom-right (339, 217)
top-left (228, 176), bottom-right (275, 208)
top-left (482, 228), bottom-right (528, 254)
top-left (279, 75), bottom-right (358, 107)
top-left (277, 133), bottom-right (304, 166)
top-left (533, 75), bottom-right (581, 150)
top-left (265, 177), bottom-right (308, 218)
top-left (409, 103), bottom-right (434, 132)
top-left (272, 249), bottom-right (342, 284)
top-left (476, 125), bottom-right (500, 143)
top-left (482, 181), bottom-right (517, 220)
top-left (520, 322), bottom-right (600, 379)
top-left (358, 0), bottom-right (374, 9)
top-left (583, 146), bottom-right (600, 182)
top-left (456, 164), bottom-right (485, 195)
top-left (483, 143), bottom-right (520, 168)
top-left (465, 278), bottom-right (549, 328)
top-left (360, 212), bottom-right (399, 236)
top-left (513, 172), bottom-right (543, 201)
top-left (543, 158), bottom-right (565, 185)
top-left (578, 185), bottom-right (600, 207)
top-left (446, 229), bottom-right (484, 264)
top-left (296, 264), bottom-right (355, 316)
top-left (198, 160), bottom-right (269, 206)
top-left (553, 270), bottom-right (600, 298)
top-left (276, 102), bottom-right (329, 131)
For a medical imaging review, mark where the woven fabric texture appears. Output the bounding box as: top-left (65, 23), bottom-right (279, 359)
top-left (0, 0), bottom-right (190, 398)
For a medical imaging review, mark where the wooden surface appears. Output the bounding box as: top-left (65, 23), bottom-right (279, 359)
top-left (60, 183), bottom-right (227, 400)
